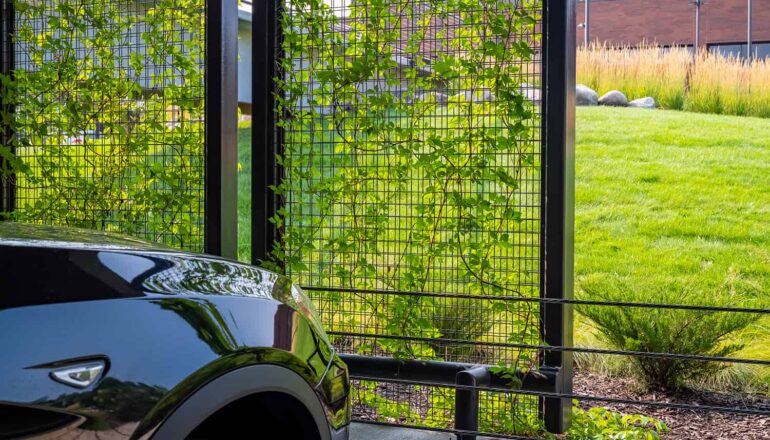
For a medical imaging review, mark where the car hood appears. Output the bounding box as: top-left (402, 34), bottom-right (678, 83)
top-left (0, 221), bottom-right (181, 252)
top-left (0, 223), bottom-right (309, 317)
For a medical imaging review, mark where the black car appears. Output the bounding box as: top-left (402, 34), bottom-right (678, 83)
top-left (0, 223), bottom-right (350, 439)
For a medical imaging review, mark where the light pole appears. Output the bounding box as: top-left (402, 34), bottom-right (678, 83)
top-left (692, 0), bottom-right (704, 54)
top-left (748, 0), bottom-right (753, 61)
top-left (584, 0), bottom-right (590, 47)
top-left (577, 0), bottom-right (590, 47)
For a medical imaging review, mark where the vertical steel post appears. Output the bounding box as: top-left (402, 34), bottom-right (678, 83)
top-left (584, 0), bottom-right (589, 47)
top-left (694, 0), bottom-right (702, 54)
top-left (455, 367), bottom-right (490, 440)
top-left (747, 0), bottom-right (753, 61)
top-left (251, 0), bottom-right (282, 265)
top-left (540, 0), bottom-right (575, 434)
top-left (0, 0), bottom-right (14, 217)
top-left (205, 0), bottom-right (239, 258)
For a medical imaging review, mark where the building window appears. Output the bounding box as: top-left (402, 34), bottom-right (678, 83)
top-left (756, 43), bottom-right (770, 61)
top-left (709, 42), bottom-right (770, 60)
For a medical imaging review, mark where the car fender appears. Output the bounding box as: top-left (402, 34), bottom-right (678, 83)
top-left (150, 364), bottom-right (331, 440)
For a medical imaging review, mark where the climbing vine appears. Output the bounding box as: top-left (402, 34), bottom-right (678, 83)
top-left (0, 0), bottom-right (206, 250)
top-left (273, 0), bottom-right (543, 432)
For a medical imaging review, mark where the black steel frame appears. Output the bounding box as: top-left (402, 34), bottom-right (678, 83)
top-left (0, 0), bottom-right (14, 216)
top-left (204, 0), bottom-right (239, 258)
top-left (251, 0), bottom-right (282, 267)
top-left (341, 354), bottom-right (562, 439)
top-left (540, 0), bottom-right (576, 433)
top-left (252, 0), bottom-right (576, 436)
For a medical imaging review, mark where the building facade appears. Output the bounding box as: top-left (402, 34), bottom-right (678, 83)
top-left (238, 1), bottom-right (254, 113)
top-left (576, 0), bottom-right (770, 59)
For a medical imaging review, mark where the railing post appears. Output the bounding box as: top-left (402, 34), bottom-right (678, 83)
top-left (455, 366), bottom-right (490, 440)
top-left (541, 0), bottom-right (576, 434)
top-left (204, 0), bottom-right (239, 258)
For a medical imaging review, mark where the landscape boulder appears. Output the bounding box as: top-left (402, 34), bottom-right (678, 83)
top-left (450, 89), bottom-right (495, 103)
top-left (576, 84), bottom-right (599, 106)
top-left (415, 92), bottom-right (449, 106)
top-left (628, 97), bottom-right (656, 109)
top-left (520, 82), bottom-right (542, 105)
top-left (478, 89), bottom-right (495, 103)
top-left (598, 90), bottom-right (628, 107)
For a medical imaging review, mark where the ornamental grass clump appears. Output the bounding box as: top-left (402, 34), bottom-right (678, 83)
top-left (577, 274), bottom-right (762, 391)
top-left (577, 43), bottom-right (690, 110)
top-left (577, 44), bottom-right (770, 118)
top-left (430, 296), bottom-right (494, 362)
top-left (686, 52), bottom-right (770, 118)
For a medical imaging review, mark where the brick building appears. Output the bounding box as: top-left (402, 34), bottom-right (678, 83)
top-left (576, 0), bottom-right (770, 59)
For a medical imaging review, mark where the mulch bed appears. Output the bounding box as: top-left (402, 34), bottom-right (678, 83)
top-left (573, 370), bottom-right (770, 440)
top-left (351, 371), bottom-right (770, 439)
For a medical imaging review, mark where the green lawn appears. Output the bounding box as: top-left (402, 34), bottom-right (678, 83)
top-left (574, 107), bottom-right (770, 380)
top-left (237, 126), bottom-right (252, 262)
top-left (575, 107), bottom-right (770, 295)
top-left (237, 106), bottom-right (770, 369)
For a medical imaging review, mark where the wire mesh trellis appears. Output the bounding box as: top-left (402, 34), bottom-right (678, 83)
top-left (0, 0), bottom-right (210, 251)
top-left (268, 0), bottom-right (554, 436)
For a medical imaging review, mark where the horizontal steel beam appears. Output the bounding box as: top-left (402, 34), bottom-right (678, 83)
top-left (339, 354), bottom-right (560, 393)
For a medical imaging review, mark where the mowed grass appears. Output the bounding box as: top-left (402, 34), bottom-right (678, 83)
top-left (237, 126), bottom-right (252, 262)
top-left (574, 107), bottom-right (770, 381)
top-left (575, 107), bottom-right (770, 294)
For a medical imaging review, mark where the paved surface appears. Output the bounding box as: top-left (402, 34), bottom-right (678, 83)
top-left (350, 422), bottom-right (498, 440)
top-left (350, 423), bottom-right (454, 440)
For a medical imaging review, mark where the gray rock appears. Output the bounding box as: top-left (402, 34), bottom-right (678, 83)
top-left (447, 92), bottom-right (462, 103)
top-left (477, 89), bottom-right (495, 103)
top-left (598, 90), bottom-right (628, 107)
top-left (450, 89), bottom-right (494, 103)
top-left (628, 96), bottom-right (656, 109)
top-left (415, 92), bottom-right (449, 106)
top-left (450, 91), bottom-right (472, 103)
top-left (520, 83), bottom-right (541, 105)
top-left (576, 84), bottom-right (599, 106)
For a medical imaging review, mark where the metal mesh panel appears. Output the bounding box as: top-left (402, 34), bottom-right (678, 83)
top-left (350, 378), bottom-right (539, 437)
top-left (279, 0), bottom-right (545, 435)
top-left (6, 0), bottom-right (206, 251)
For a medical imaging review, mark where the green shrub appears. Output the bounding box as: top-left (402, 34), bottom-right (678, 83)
top-left (478, 393), bottom-right (544, 437)
top-left (577, 275), bottom-right (761, 391)
top-left (568, 404), bottom-right (668, 440)
top-left (357, 382), bottom-right (668, 439)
